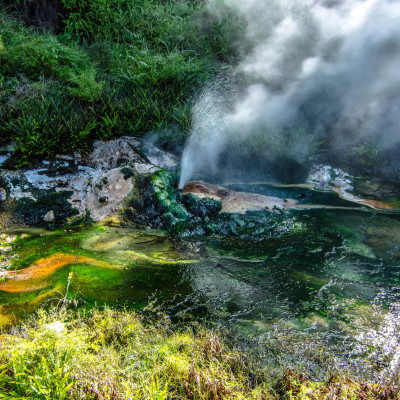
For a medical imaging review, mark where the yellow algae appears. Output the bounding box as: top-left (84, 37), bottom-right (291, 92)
top-left (0, 284), bottom-right (66, 327)
top-left (332, 188), bottom-right (395, 210)
top-left (290, 270), bottom-right (329, 288)
top-left (147, 251), bottom-right (192, 263)
top-left (80, 227), bottom-right (191, 263)
top-left (81, 227), bottom-right (174, 253)
top-left (0, 280), bottom-right (49, 293)
top-left (6, 228), bottom-right (58, 237)
top-left (29, 283), bottom-right (65, 308)
top-left (75, 256), bottom-right (122, 270)
top-left (125, 250), bottom-right (193, 264)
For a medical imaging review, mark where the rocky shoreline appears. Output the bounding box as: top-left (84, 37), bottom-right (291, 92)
top-left (1, 138), bottom-right (399, 237)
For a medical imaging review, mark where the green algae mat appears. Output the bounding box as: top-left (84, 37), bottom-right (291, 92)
top-left (0, 226), bottom-right (194, 326)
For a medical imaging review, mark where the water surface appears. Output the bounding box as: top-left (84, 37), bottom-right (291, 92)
top-left (2, 187), bottom-right (400, 381)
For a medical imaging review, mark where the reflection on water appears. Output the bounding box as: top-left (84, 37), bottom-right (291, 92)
top-left (2, 200), bottom-right (400, 381)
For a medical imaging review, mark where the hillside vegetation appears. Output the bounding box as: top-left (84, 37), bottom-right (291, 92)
top-left (0, 0), bottom-right (244, 166)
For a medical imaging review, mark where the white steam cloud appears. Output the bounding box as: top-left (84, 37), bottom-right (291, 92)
top-left (179, 0), bottom-right (400, 187)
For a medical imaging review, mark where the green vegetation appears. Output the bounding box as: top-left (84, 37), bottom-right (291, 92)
top-left (0, 0), bottom-right (244, 166)
top-left (351, 141), bottom-right (381, 168)
top-left (152, 170), bottom-right (223, 235)
top-left (0, 307), bottom-right (394, 399)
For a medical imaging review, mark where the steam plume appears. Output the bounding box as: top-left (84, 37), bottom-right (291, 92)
top-left (179, 0), bottom-right (400, 187)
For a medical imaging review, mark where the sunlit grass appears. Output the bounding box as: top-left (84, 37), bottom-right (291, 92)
top-left (0, 307), bottom-right (395, 399)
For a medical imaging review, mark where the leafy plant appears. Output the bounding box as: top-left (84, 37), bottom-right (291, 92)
top-left (0, 0), bottom-right (245, 163)
top-left (68, 67), bottom-right (104, 102)
top-left (6, 354), bottom-right (73, 400)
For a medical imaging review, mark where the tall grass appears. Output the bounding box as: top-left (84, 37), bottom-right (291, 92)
top-left (0, 307), bottom-right (394, 399)
top-left (0, 0), bottom-right (243, 165)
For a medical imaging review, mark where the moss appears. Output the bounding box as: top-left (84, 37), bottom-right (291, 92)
top-left (125, 170), bottom-right (308, 238)
top-left (180, 192), bottom-right (222, 217)
top-left (151, 170), bottom-right (222, 235)
top-left (150, 170), bottom-right (287, 237)
top-left (149, 169), bottom-right (271, 237)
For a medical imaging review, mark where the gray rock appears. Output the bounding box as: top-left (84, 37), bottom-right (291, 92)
top-left (86, 137), bottom-right (145, 169)
top-left (0, 137), bottom-right (173, 222)
top-left (43, 210), bottom-right (55, 222)
top-left (0, 188), bottom-right (6, 201)
top-left (0, 155), bottom-right (9, 166)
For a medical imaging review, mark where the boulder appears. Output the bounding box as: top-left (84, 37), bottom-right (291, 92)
top-left (43, 210), bottom-right (55, 222)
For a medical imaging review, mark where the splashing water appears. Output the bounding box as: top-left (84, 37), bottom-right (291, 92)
top-left (180, 0), bottom-right (400, 185)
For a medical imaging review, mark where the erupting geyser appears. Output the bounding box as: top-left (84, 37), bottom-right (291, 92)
top-left (180, 0), bottom-right (400, 186)
top-left (178, 84), bottom-right (229, 189)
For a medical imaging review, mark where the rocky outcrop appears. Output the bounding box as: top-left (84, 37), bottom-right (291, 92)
top-left (0, 137), bottom-right (177, 227)
top-left (122, 169), bottom-right (293, 238)
top-left (307, 165), bottom-right (353, 192)
top-left (183, 181), bottom-right (293, 214)
top-left (2, 138), bottom-right (395, 236)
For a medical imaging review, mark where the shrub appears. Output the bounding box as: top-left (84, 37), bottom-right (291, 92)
top-left (68, 67), bottom-right (104, 102)
top-left (0, 18), bottom-right (89, 80)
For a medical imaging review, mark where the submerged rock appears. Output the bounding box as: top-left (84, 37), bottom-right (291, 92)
top-left (0, 188), bottom-right (6, 201)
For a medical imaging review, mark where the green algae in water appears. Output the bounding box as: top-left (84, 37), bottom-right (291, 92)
top-left (0, 225), bottom-right (194, 325)
top-left (80, 227), bottom-right (182, 263)
top-left (192, 209), bottom-right (400, 378)
top-left (4, 207), bottom-right (400, 379)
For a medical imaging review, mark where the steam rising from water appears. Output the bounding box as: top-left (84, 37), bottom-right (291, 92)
top-left (179, 83), bottom-right (229, 188)
top-left (179, 0), bottom-right (400, 188)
